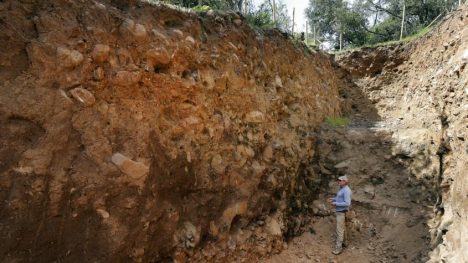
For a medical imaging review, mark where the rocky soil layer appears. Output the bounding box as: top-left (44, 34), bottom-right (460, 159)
top-left (0, 0), bottom-right (341, 262)
top-left (337, 5), bottom-right (467, 263)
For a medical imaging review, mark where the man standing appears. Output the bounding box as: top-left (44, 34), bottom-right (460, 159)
top-left (328, 175), bottom-right (352, 255)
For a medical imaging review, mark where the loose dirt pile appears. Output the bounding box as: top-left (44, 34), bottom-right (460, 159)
top-left (0, 1), bottom-right (341, 262)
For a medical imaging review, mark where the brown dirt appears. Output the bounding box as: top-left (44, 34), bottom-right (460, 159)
top-left (0, 1), bottom-right (466, 262)
top-left (0, 1), bottom-right (341, 262)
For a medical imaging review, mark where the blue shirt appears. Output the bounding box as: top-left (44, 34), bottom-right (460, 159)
top-left (332, 185), bottom-right (352, 212)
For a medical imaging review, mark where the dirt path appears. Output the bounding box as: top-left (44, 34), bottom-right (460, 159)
top-left (263, 119), bottom-right (432, 263)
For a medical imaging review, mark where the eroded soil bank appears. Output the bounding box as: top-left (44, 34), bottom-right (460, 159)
top-left (0, 1), bottom-right (342, 262)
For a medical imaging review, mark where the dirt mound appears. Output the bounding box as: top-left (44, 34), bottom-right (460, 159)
top-left (0, 0), bottom-right (342, 262)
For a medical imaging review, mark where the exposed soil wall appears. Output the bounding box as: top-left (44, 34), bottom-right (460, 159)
top-left (337, 5), bottom-right (467, 262)
top-left (0, 1), bottom-right (341, 262)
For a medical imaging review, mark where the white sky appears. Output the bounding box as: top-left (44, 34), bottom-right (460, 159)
top-left (252, 0), bottom-right (308, 32)
top-left (285, 0), bottom-right (308, 32)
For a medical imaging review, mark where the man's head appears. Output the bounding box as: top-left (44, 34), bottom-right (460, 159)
top-left (337, 175), bottom-right (348, 186)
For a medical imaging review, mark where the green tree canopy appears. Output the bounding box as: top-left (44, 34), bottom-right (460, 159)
top-left (306, 0), bottom-right (462, 49)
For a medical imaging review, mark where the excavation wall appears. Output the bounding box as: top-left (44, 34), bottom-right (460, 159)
top-left (337, 6), bottom-right (468, 262)
top-left (0, 0), bottom-right (340, 262)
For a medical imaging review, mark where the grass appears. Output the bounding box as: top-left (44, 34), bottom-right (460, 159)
top-left (325, 116), bottom-right (351, 127)
top-left (365, 26), bottom-right (432, 48)
top-left (332, 26), bottom-right (433, 54)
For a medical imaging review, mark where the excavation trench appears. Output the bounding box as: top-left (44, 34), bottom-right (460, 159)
top-left (266, 6), bottom-right (467, 262)
top-left (264, 110), bottom-right (435, 263)
top-left (0, 1), bottom-right (466, 263)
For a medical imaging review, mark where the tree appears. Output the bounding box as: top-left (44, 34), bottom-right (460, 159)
top-left (165, 0), bottom-right (291, 32)
top-left (306, 0), bottom-right (368, 49)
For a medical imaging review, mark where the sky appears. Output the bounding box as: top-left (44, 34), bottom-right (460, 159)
top-left (284, 0), bottom-right (308, 32)
top-left (252, 0), bottom-right (309, 32)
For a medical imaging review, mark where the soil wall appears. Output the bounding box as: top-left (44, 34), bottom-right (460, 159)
top-left (337, 6), bottom-right (467, 262)
top-left (0, 1), bottom-right (341, 261)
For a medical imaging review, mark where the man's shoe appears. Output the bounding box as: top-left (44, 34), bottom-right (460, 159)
top-left (332, 248), bottom-right (342, 255)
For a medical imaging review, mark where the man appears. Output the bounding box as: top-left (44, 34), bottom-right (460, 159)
top-left (328, 175), bottom-right (352, 255)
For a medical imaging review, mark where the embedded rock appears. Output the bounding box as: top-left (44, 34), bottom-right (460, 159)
top-left (69, 87), bottom-right (96, 106)
top-left (57, 47), bottom-right (84, 68)
top-left (92, 44), bottom-right (111, 63)
top-left (111, 153), bottom-right (149, 180)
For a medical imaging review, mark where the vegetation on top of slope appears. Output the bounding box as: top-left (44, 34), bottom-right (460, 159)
top-left (332, 25), bottom-right (433, 54)
top-left (305, 0), bottom-right (462, 50)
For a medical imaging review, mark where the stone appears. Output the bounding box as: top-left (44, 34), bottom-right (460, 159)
top-left (245, 111), bottom-right (265, 123)
top-left (91, 44), bottom-right (110, 62)
top-left (233, 19), bottom-right (242, 26)
top-left (113, 70), bottom-right (141, 86)
top-left (172, 29), bottom-right (184, 38)
top-left (236, 145), bottom-right (255, 158)
top-left (274, 75), bottom-right (283, 88)
top-left (185, 36), bottom-right (196, 45)
top-left (111, 153), bottom-right (149, 179)
top-left (57, 47), bottom-right (84, 68)
top-left (183, 222), bottom-right (198, 249)
top-left (334, 159), bottom-right (351, 168)
top-left (311, 200), bottom-right (330, 216)
top-left (152, 29), bottom-right (168, 42)
top-left (211, 154), bottom-right (226, 174)
top-left (93, 67), bottom-right (105, 80)
top-left (120, 19), bottom-right (147, 41)
top-left (265, 218), bottom-right (282, 236)
top-left (96, 208), bottom-right (110, 219)
top-left (251, 161), bottom-right (264, 177)
top-left (221, 201), bottom-right (248, 227)
top-left (363, 185), bottom-right (376, 199)
top-left (462, 49), bottom-right (468, 63)
top-left (146, 48), bottom-right (171, 66)
top-left (209, 221), bottom-right (219, 237)
top-left (70, 87), bottom-right (96, 106)
top-left (133, 23), bottom-right (147, 40)
top-left (266, 174), bottom-right (278, 188)
top-left (119, 18), bottom-right (135, 38)
top-left (262, 145), bottom-right (273, 161)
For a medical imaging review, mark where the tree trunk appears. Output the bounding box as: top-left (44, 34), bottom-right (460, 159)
top-left (272, 0), bottom-right (277, 25)
top-left (400, 0), bottom-right (406, 40)
top-left (237, 0), bottom-right (244, 13)
top-left (374, 0), bottom-right (381, 26)
top-left (313, 24), bottom-right (316, 46)
top-left (292, 8), bottom-right (295, 35)
top-left (339, 32), bottom-right (342, 51)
